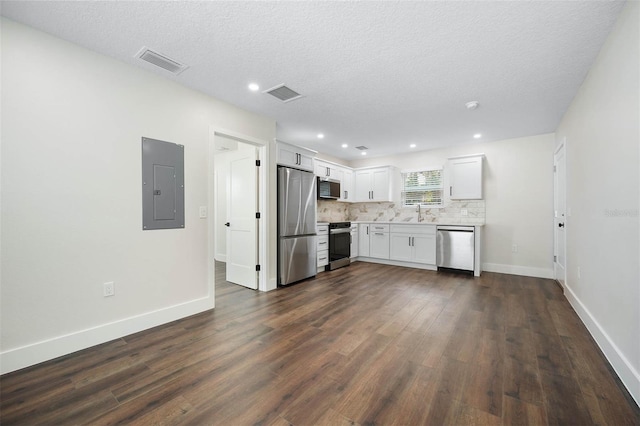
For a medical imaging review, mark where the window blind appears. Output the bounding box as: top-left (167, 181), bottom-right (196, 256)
top-left (401, 169), bottom-right (443, 207)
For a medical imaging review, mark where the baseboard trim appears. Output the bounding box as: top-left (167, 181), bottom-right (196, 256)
top-left (0, 295), bottom-right (214, 375)
top-left (355, 257), bottom-right (437, 271)
top-left (563, 283), bottom-right (640, 406)
top-left (482, 262), bottom-right (554, 279)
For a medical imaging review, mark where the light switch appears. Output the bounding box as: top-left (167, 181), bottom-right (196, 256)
top-left (199, 206), bottom-right (207, 218)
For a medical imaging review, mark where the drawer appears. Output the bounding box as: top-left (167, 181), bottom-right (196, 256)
top-left (317, 250), bottom-right (329, 267)
top-left (370, 224), bottom-right (389, 233)
top-left (317, 235), bottom-right (329, 249)
top-left (317, 225), bottom-right (329, 235)
top-left (390, 224), bottom-right (436, 235)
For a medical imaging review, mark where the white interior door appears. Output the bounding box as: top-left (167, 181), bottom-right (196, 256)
top-left (554, 143), bottom-right (566, 288)
top-left (226, 147), bottom-right (258, 289)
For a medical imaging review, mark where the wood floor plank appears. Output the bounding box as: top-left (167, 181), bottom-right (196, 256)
top-left (2, 263), bottom-right (638, 426)
top-left (503, 394), bottom-right (548, 426)
top-left (423, 357), bottom-right (470, 425)
top-left (539, 371), bottom-right (594, 426)
top-left (531, 331), bottom-right (574, 378)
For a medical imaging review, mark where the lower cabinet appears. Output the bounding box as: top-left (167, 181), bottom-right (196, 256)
top-left (389, 224), bottom-right (436, 264)
top-left (317, 224), bottom-right (329, 268)
top-left (355, 223), bottom-right (437, 267)
top-left (358, 224), bottom-right (370, 257)
top-left (350, 224), bottom-right (358, 259)
top-left (369, 231), bottom-right (390, 259)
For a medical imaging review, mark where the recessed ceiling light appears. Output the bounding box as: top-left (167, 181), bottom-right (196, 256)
top-left (410, 144), bottom-right (416, 148)
top-left (361, 152), bottom-right (367, 156)
top-left (317, 133), bottom-right (324, 139)
top-left (248, 83), bottom-right (259, 91)
top-left (466, 101), bottom-right (480, 110)
top-left (473, 133), bottom-right (482, 139)
top-left (341, 143), bottom-right (348, 148)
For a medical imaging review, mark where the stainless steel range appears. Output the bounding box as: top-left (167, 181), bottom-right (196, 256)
top-left (327, 222), bottom-right (351, 271)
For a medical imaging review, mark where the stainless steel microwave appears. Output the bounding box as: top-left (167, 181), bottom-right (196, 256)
top-left (317, 177), bottom-right (340, 199)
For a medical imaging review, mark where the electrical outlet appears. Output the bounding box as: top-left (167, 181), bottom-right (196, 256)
top-left (512, 244), bottom-right (518, 253)
top-left (199, 206), bottom-right (207, 218)
top-left (103, 281), bottom-right (115, 297)
top-left (460, 209), bottom-right (468, 216)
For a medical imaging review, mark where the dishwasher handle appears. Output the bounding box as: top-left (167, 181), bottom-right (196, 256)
top-left (436, 225), bottom-right (475, 232)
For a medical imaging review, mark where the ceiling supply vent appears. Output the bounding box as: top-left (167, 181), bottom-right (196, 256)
top-left (355, 146), bottom-right (369, 151)
top-left (263, 84), bottom-right (304, 103)
top-left (135, 47), bottom-right (189, 75)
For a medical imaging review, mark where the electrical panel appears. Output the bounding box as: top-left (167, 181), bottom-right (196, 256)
top-left (142, 137), bottom-right (184, 230)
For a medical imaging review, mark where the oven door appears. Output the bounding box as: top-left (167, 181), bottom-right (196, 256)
top-left (329, 228), bottom-right (351, 261)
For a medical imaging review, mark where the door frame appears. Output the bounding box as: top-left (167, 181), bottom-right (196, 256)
top-left (208, 127), bottom-right (269, 298)
top-left (553, 138), bottom-right (567, 288)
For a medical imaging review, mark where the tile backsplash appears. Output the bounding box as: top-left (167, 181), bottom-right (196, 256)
top-left (317, 200), bottom-right (485, 224)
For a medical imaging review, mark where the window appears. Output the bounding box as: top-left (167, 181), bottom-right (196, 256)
top-left (401, 169), bottom-right (443, 207)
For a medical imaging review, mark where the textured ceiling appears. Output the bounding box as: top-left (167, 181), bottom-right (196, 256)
top-left (1, 1), bottom-right (625, 160)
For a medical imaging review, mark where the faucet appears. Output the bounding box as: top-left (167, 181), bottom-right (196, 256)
top-left (416, 204), bottom-right (423, 222)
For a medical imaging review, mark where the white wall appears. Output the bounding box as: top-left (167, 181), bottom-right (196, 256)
top-left (555, 1), bottom-right (639, 405)
top-left (0, 18), bottom-right (276, 373)
top-left (349, 133), bottom-right (556, 278)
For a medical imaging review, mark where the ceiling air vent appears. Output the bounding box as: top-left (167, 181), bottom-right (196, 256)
top-left (355, 146), bottom-right (369, 151)
top-left (135, 47), bottom-right (189, 75)
top-left (263, 84), bottom-right (304, 103)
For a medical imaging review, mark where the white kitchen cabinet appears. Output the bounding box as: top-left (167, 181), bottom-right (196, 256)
top-left (358, 223), bottom-right (370, 257)
top-left (314, 160), bottom-right (342, 180)
top-left (412, 234), bottom-right (436, 264)
top-left (448, 154), bottom-right (484, 200)
top-left (350, 224), bottom-right (358, 259)
top-left (277, 141), bottom-right (316, 172)
top-left (340, 169), bottom-right (354, 202)
top-left (317, 224), bottom-right (329, 268)
top-left (389, 225), bottom-right (436, 265)
top-left (355, 166), bottom-right (398, 202)
top-left (369, 224), bottom-right (390, 259)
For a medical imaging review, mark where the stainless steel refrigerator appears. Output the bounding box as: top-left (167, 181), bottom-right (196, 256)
top-left (278, 166), bottom-right (317, 285)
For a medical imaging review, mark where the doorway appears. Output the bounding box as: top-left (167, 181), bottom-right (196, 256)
top-left (209, 129), bottom-right (268, 297)
top-left (554, 140), bottom-right (567, 288)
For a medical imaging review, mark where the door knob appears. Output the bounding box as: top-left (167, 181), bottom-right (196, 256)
top-left (225, 222), bottom-right (230, 227)
top-left (558, 223), bottom-right (565, 228)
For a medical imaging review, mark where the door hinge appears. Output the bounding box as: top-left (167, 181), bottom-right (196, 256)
top-left (256, 160), bottom-right (261, 167)
top-left (256, 212), bottom-right (261, 219)
top-left (255, 264), bottom-right (261, 271)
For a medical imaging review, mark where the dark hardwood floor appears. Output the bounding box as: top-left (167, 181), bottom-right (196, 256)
top-left (2, 262), bottom-right (639, 425)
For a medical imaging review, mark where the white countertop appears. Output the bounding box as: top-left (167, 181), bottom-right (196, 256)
top-left (350, 221), bottom-right (484, 226)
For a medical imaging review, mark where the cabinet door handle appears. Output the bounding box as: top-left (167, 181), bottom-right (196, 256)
top-left (344, 190), bottom-right (348, 199)
top-left (366, 226), bottom-right (369, 235)
top-left (412, 237), bottom-right (415, 246)
top-left (319, 257), bottom-right (327, 261)
top-left (319, 241), bottom-right (327, 245)
top-left (449, 186), bottom-right (452, 196)
top-left (374, 232), bottom-right (384, 236)
top-left (408, 237), bottom-right (411, 246)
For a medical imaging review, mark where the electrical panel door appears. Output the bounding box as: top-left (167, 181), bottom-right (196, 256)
top-left (142, 137), bottom-right (184, 230)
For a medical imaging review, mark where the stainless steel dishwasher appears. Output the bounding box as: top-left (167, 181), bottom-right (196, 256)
top-left (436, 226), bottom-right (475, 272)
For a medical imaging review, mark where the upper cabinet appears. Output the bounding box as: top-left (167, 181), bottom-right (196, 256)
top-left (448, 154), bottom-right (484, 200)
top-left (355, 166), bottom-right (398, 202)
top-left (277, 141), bottom-right (316, 172)
top-left (315, 159), bottom-right (355, 202)
top-left (341, 169), bottom-right (354, 202)
top-left (314, 160), bottom-right (342, 180)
